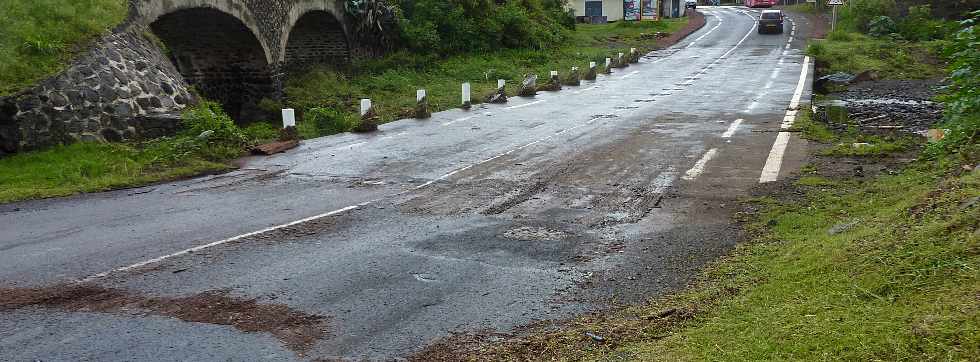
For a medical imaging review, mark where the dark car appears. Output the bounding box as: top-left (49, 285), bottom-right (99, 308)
top-left (758, 10), bottom-right (784, 34)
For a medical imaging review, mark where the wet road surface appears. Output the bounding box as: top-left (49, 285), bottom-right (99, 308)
top-left (1, 7), bottom-right (815, 361)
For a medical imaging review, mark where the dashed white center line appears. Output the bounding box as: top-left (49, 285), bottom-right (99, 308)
top-left (442, 115), bottom-right (475, 126)
top-left (506, 100), bottom-right (545, 110)
top-left (682, 148), bottom-right (719, 181)
top-left (722, 119), bottom-right (743, 138)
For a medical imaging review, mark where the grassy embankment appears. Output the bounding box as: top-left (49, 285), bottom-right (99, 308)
top-left (285, 19), bottom-right (689, 138)
top-left (0, 102), bottom-right (279, 203)
top-left (0, 0), bottom-right (128, 96)
top-left (430, 4), bottom-right (978, 361)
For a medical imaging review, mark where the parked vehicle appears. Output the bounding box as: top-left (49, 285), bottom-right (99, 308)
top-left (758, 10), bottom-right (784, 34)
top-left (745, 0), bottom-right (776, 8)
top-left (686, 0), bottom-right (697, 9)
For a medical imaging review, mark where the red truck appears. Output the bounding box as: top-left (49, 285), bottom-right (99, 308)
top-left (745, 0), bottom-right (777, 7)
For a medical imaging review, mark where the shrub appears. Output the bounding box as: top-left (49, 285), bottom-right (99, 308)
top-left (305, 107), bottom-right (358, 136)
top-left (806, 41), bottom-right (827, 57)
top-left (243, 122), bottom-right (281, 143)
top-left (838, 0), bottom-right (897, 32)
top-left (897, 5), bottom-right (959, 41)
top-left (929, 10), bottom-right (980, 159)
top-left (868, 16), bottom-right (897, 37)
top-left (181, 101), bottom-right (247, 144)
top-left (391, 0), bottom-right (570, 56)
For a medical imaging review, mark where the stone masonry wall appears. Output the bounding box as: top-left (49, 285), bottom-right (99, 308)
top-left (0, 0), bottom-right (352, 154)
top-left (0, 28), bottom-right (194, 153)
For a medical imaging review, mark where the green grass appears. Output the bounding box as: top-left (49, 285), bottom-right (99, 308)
top-left (618, 164), bottom-right (979, 361)
top-left (792, 104), bottom-right (917, 157)
top-left (0, 141), bottom-right (228, 203)
top-left (284, 18), bottom-right (690, 137)
top-left (0, 0), bottom-right (128, 96)
top-left (0, 102), bottom-right (281, 203)
top-left (806, 32), bottom-right (947, 79)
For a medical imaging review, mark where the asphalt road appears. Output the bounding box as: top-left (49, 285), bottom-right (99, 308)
top-left (0, 6), bottom-right (815, 361)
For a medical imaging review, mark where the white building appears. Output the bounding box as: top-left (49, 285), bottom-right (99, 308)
top-left (569, 0), bottom-right (684, 22)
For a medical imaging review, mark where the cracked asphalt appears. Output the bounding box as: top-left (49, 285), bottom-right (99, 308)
top-left (0, 6), bottom-right (815, 361)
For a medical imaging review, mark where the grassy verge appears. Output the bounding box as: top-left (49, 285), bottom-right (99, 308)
top-left (791, 106), bottom-right (918, 157)
top-left (0, 102), bottom-right (279, 203)
top-left (284, 18), bottom-right (690, 137)
top-left (433, 108), bottom-right (978, 361)
top-left (806, 32), bottom-right (946, 79)
top-left (0, 0), bottom-right (128, 96)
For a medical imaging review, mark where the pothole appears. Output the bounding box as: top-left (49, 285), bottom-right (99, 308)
top-left (502, 226), bottom-right (572, 241)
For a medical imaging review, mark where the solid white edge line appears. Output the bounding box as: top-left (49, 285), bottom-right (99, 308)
top-left (759, 56), bottom-right (811, 183)
top-left (682, 148), bottom-right (719, 181)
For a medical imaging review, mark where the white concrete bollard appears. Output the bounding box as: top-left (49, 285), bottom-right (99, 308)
top-left (281, 108), bottom-right (295, 128)
top-left (590, 61), bottom-right (597, 69)
top-left (360, 99), bottom-right (372, 116)
top-left (417, 89), bottom-right (426, 102)
top-left (498, 79), bottom-right (506, 89)
top-left (605, 58), bottom-right (611, 67)
top-left (462, 83), bottom-right (471, 104)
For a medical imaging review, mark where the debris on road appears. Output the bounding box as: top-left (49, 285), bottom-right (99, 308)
top-left (584, 331), bottom-right (605, 342)
top-left (252, 140), bottom-right (300, 155)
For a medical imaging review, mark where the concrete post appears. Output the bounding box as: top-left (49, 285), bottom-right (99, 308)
top-left (585, 61), bottom-right (597, 80)
top-left (565, 66), bottom-right (581, 86)
top-left (355, 98), bottom-right (378, 132)
top-left (487, 79), bottom-right (508, 103)
top-left (604, 58), bottom-right (612, 74)
top-left (415, 89), bottom-right (430, 119)
top-left (360, 99), bottom-right (371, 116)
top-left (518, 74), bottom-right (537, 97)
top-left (629, 47), bottom-right (640, 63)
top-left (540, 70), bottom-right (561, 91)
top-left (281, 108), bottom-right (296, 128)
top-left (461, 82), bottom-right (472, 109)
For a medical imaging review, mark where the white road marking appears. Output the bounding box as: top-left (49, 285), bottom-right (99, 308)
top-left (621, 71), bottom-right (640, 79)
top-left (682, 148), bottom-right (719, 181)
top-left (686, 20), bottom-right (724, 48)
top-left (722, 119), bottom-right (743, 138)
top-left (506, 100), bottom-right (545, 110)
top-left (442, 115), bottom-right (475, 126)
top-left (760, 56), bottom-right (811, 183)
top-left (573, 85), bottom-right (599, 94)
top-left (80, 204), bottom-right (366, 282)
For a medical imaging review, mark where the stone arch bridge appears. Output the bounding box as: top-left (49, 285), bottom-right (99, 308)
top-left (0, 0), bottom-right (355, 153)
top-left (136, 0), bottom-right (353, 121)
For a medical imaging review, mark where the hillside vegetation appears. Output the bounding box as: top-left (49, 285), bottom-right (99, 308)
top-left (0, 0), bottom-right (128, 96)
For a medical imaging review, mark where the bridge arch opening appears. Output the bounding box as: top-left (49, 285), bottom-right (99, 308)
top-left (284, 10), bottom-right (350, 72)
top-left (150, 8), bottom-right (273, 122)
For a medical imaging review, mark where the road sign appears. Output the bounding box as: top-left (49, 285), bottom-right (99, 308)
top-left (827, 0), bottom-right (844, 5)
